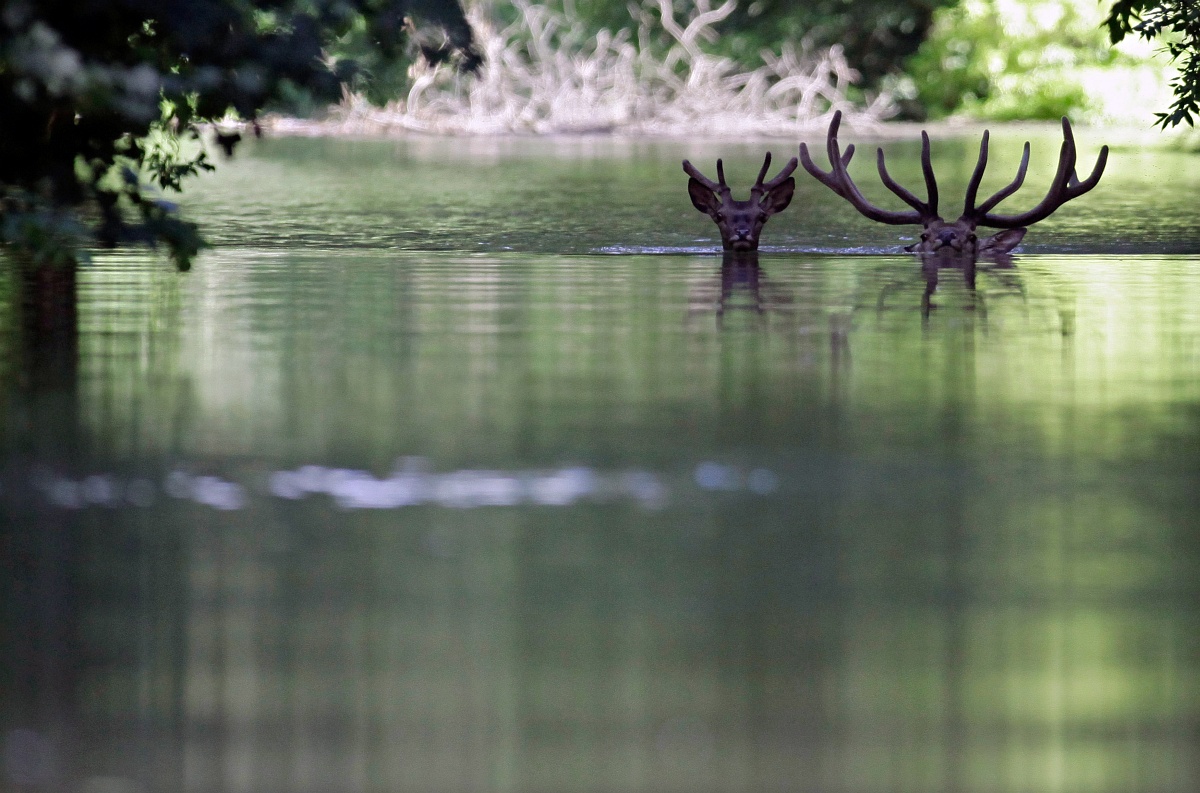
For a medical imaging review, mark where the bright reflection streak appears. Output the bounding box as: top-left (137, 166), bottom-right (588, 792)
top-left (15, 458), bottom-right (788, 512)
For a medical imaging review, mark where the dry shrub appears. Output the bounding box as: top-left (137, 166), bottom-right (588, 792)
top-left (272, 0), bottom-right (891, 137)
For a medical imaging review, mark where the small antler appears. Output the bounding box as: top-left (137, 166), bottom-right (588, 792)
top-left (971, 117), bottom-right (1109, 229)
top-left (750, 152), bottom-right (799, 202)
top-left (799, 111), bottom-right (931, 225)
top-left (683, 158), bottom-right (731, 199)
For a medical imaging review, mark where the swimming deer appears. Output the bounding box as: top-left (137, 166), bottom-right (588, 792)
top-left (799, 111), bottom-right (1108, 258)
top-left (683, 153), bottom-right (798, 252)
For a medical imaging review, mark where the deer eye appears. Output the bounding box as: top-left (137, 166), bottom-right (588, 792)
top-left (921, 233), bottom-right (930, 241)
top-left (968, 234), bottom-right (977, 242)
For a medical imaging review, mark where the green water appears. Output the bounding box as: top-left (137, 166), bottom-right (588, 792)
top-left (2, 129), bottom-right (1198, 793)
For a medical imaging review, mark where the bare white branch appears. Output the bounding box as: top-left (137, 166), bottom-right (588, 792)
top-left (272, 0), bottom-right (890, 137)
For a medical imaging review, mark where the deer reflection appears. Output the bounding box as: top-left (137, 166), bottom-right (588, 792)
top-left (686, 252), bottom-right (852, 374)
top-left (687, 251), bottom-right (796, 328)
top-left (876, 250), bottom-right (1026, 321)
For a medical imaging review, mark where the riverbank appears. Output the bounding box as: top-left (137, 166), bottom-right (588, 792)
top-left (249, 111), bottom-right (1185, 152)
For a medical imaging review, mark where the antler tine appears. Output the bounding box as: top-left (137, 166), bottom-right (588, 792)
top-left (973, 141), bottom-right (1030, 216)
top-left (682, 158), bottom-right (730, 196)
top-left (978, 117), bottom-right (1109, 229)
top-left (920, 131), bottom-right (939, 218)
top-left (799, 146), bottom-right (844, 197)
top-left (798, 111), bottom-right (848, 196)
top-left (799, 142), bottom-right (855, 197)
top-left (962, 130), bottom-right (990, 215)
top-left (767, 155), bottom-right (799, 187)
top-left (750, 152), bottom-right (799, 201)
top-left (1076, 144), bottom-right (1108, 188)
top-left (875, 140), bottom-right (936, 218)
top-left (824, 110), bottom-right (848, 181)
top-left (827, 126), bottom-right (926, 225)
top-left (1055, 116), bottom-right (1109, 192)
top-left (755, 152), bottom-right (773, 188)
top-left (1069, 131), bottom-right (1108, 191)
top-left (716, 159), bottom-right (728, 188)
top-left (800, 110), bottom-right (924, 225)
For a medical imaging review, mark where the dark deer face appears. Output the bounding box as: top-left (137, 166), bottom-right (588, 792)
top-left (684, 153), bottom-right (798, 252)
top-left (906, 220), bottom-right (1027, 257)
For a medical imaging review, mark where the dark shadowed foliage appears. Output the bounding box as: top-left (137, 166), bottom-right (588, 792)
top-left (0, 0), bottom-right (478, 270)
top-left (714, 0), bottom-right (958, 88)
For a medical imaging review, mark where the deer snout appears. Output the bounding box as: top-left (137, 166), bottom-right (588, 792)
top-left (933, 229), bottom-right (961, 250)
top-left (727, 228), bottom-right (758, 251)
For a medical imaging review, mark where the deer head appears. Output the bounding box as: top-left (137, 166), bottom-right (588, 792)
top-left (799, 111), bottom-right (1109, 258)
top-left (683, 153), bottom-right (798, 252)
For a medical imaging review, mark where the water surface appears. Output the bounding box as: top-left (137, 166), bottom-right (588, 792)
top-left (2, 129), bottom-right (1198, 793)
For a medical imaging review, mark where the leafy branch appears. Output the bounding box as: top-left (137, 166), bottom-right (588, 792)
top-left (0, 1), bottom-right (479, 271)
top-left (1106, 0), bottom-right (1200, 127)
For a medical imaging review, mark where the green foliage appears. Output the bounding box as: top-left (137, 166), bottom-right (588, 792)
top-left (1105, 0), bottom-right (1200, 127)
top-left (0, 0), bottom-right (478, 271)
top-left (714, 0), bottom-right (958, 88)
top-left (905, 0), bottom-right (1116, 120)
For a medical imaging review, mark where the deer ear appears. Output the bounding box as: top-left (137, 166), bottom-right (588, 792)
top-left (761, 178), bottom-right (795, 215)
top-left (979, 227), bottom-right (1027, 255)
top-left (688, 178), bottom-right (721, 217)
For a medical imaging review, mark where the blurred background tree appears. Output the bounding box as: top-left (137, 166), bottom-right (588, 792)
top-left (0, 0), bottom-right (478, 271)
top-left (904, 0), bottom-right (1115, 120)
top-left (481, 0), bottom-right (1175, 124)
top-left (710, 0), bottom-right (958, 89)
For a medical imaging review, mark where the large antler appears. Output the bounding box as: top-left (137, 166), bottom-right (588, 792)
top-left (799, 110), bottom-right (935, 226)
top-left (962, 130), bottom-right (1031, 218)
top-left (970, 116), bottom-right (1109, 229)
